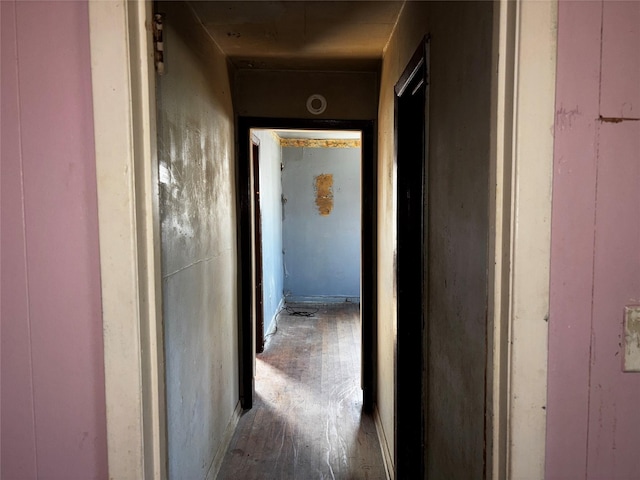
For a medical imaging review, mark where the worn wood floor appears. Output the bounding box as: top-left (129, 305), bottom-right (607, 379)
top-left (217, 303), bottom-right (387, 480)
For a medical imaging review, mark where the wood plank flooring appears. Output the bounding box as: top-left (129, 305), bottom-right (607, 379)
top-left (217, 303), bottom-right (387, 480)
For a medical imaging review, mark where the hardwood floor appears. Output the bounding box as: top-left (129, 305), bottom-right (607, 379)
top-left (217, 303), bottom-right (387, 480)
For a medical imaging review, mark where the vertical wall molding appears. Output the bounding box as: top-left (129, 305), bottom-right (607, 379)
top-left (487, 1), bottom-right (516, 477)
top-left (488, 1), bottom-right (557, 478)
top-left (88, 2), bottom-right (166, 478)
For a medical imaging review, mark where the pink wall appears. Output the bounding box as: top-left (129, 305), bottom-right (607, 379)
top-left (547, 1), bottom-right (640, 478)
top-left (1, 1), bottom-right (108, 478)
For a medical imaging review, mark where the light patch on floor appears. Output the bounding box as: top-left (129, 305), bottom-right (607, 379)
top-left (216, 303), bottom-right (386, 479)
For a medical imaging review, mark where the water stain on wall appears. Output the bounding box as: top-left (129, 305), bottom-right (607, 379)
top-left (314, 173), bottom-right (333, 216)
top-left (280, 138), bottom-right (361, 148)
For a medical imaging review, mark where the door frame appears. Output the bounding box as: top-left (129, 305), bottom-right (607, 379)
top-left (87, 1), bottom-right (556, 478)
top-left (251, 136), bottom-right (266, 353)
top-left (487, 1), bottom-right (557, 478)
top-left (88, 2), bottom-right (166, 478)
top-left (236, 117), bottom-right (377, 411)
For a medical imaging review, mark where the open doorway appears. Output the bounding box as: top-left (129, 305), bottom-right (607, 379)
top-left (236, 118), bottom-right (376, 413)
top-left (228, 119), bottom-right (381, 476)
top-left (252, 128), bottom-right (362, 346)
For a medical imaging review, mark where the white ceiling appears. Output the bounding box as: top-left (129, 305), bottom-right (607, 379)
top-left (187, 1), bottom-right (404, 71)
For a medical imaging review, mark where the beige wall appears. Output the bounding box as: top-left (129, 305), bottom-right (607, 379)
top-left (377, 2), bottom-right (494, 477)
top-left (156, 2), bottom-right (239, 478)
top-left (234, 69), bottom-right (378, 120)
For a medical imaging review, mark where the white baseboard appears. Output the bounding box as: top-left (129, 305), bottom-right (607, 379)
top-left (374, 405), bottom-right (394, 480)
top-left (265, 297), bottom-right (285, 337)
top-left (205, 399), bottom-right (243, 480)
top-left (263, 297), bottom-right (285, 348)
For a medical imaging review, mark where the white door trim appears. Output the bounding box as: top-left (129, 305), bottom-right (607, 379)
top-left (88, 2), bottom-right (166, 478)
top-left (488, 1), bottom-right (557, 478)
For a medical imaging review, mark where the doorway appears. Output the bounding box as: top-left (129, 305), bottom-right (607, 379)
top-left (237, 118), bottom-right (376, 412)
top-left (251, 128), bottom-right (362, 351)
top-left (394, 37), bottom-right (429, 478)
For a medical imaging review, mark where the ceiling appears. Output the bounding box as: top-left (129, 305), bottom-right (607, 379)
top-left (187, 1), bottom-right (404, 71)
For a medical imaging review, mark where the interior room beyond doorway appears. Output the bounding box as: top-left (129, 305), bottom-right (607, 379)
top-left (250, 128), bottom-right (363, 348)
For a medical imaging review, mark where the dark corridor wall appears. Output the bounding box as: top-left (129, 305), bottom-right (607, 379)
top-left (378, 1), bottom-right (494, 477)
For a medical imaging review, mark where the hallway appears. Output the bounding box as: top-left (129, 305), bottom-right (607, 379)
top-left (217, 304), bottom-right (386, 479)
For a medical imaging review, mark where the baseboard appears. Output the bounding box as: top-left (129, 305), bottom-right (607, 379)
top-left (205, 399), bottom-right (243, 480)
top-left (263, 297), bottom-right (285, 348)
top-left (265, 297), bottom-right (285, 338)
top-left (284, 295), bottom-right (360, 304)
top-left (374, 405), bottom-right (394, 480)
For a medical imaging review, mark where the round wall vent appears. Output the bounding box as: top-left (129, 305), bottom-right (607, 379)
top-left (306, 94), bottom-right (327, 115)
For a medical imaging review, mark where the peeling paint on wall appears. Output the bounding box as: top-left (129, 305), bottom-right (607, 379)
top-left (598, 115), bottom-right (640, 123)
top-left (280, 138), bottom-right (361, 148)
top-left (555, 105), bottom-right (581, 131)
top-left (314, 173), bottom-right (334, 216)
top-left (624, 306), bottom-right (640, 372)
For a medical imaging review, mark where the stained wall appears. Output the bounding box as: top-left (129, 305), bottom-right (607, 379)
top-left (156, 2), bottom-right (239, 478)
top-left (377, 2), bottom-right (493, 477)
top-left (0, 1), bottom-right (108, 477)
top-left (547, 1), bottom-right (640, 477)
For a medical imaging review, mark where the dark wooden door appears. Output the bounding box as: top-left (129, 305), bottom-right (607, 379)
top-left (395, 37), bottom-right (429, 479)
